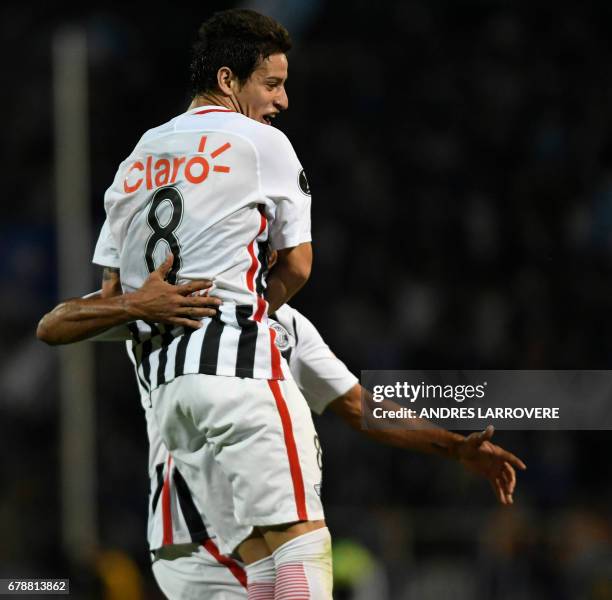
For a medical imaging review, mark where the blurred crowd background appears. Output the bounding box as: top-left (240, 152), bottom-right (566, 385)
top-left (2, 0), bottom-right (612, 597)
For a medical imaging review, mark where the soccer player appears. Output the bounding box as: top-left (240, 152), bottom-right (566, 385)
top-left (52, 9), bottom-right (331, 598)
top-left (39, 269), bottom-right (526, 599)
top-left (145, 304), bottom-right (526, 600)
top-left (39, 10), bottom-right (526, 598)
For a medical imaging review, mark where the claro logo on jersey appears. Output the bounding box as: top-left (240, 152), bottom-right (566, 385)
top-left (123, 135), bottom-right (231, 194)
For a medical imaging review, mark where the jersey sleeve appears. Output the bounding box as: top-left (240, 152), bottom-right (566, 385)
top-left (92, 219), bottom-right (121, 268)
top-left (90, 222), bottom-right (132, 340)
top-left (259, 129), bottom-right (311, 250)
top-left (285, 306), bottom-right (358, 414)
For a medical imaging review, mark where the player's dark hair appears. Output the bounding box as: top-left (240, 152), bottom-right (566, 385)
top-left (190, 9), bottom-right (292, 96)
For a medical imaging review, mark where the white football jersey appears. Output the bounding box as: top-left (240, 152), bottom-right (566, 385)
top-left (95, 106), bottom-right (312, 387)
top-left (271, 305), bottom-right (359, 415)
top-left (118, 304), bottom-right (358, 550)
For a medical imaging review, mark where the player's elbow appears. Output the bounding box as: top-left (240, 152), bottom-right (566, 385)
top-left (36, 308), bottom-right (68, 345)
top-left (36, 316), bottom-right (59, 345)
top-left (329, 384), bottom-right (363, 430)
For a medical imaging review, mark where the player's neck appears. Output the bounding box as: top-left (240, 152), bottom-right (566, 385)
top-left (189, 93), bottom-right (238, 113)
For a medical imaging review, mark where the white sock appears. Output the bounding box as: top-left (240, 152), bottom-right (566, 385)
top-left (272, 527), bottom-right (333, 600)
top-left (246, 555), bottom-right (275, 600)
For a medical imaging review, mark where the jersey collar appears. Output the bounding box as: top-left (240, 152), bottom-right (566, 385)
top-left (187, 105), bottom-right (234, 116)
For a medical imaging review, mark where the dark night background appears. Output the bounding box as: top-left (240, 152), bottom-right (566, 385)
top-left (2, 1), bottom-right (612, 597)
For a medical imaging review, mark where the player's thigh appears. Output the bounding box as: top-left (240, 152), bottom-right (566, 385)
top-left (152, 375), bottom-right (324, 534)
top-left (211, 376), bottom-right (325, 528)
top-left (152, 543), bottom-right (247, 600)
top-left (197, 441), bottom-right (255, 556)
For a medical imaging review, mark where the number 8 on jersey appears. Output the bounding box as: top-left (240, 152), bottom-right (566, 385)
top-left (145, 186), bottom-right (184, 284)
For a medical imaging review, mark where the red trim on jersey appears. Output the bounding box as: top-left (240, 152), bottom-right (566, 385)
top-left (268, 379), bottom-right (308, 521)
top-left (246, 212), bottom-right (268, 292)
top-left (161, 456), bottom-right (173, 545)
top-left (253, 296), bottom-right (268, 323)
top-left (193, 108), bottom-right (233, 115)
top-left (202, 539), bottom-right (247, 588)
top-left (246, 242), bottom-right (259, 292)
top-left (269, 327), bottom-right (283, 379)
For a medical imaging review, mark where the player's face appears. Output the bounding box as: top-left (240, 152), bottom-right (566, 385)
top-left (234, 53), bottom-right (289, 125)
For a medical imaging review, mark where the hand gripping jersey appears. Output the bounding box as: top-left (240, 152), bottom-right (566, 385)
top-left (97, 106), bottom-right (311, 389)
top-left (121, 304), bottom-right (358, 552)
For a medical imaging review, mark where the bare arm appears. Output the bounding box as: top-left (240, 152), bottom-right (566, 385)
top-left (265, 243), bottom-right (312, 314)
top-left (329, 384), bottom-right (527, 505)
top-left (37, 255), bottom-right (221, 345)
top-left (330, 384), bottom-right (466, 457)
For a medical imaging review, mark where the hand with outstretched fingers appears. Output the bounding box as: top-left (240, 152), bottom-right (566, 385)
top-left (125, 254), bottom-right (221, 329)
top-left (455, 425), bottom-right (527, 505)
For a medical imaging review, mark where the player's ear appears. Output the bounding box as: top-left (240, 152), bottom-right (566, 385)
top-left (217, 67), bottom-right (237, 96)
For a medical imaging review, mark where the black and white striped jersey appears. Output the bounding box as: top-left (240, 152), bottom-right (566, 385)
top-left (117, 304), bottom-right (358, 550)
top-left (123, 308), bottom-right (284, 392)
top-left (94, 218), bottom-right (287, 388)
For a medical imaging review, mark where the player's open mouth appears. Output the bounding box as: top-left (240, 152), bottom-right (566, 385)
top-left (263, 114), bottom-right (276, 125)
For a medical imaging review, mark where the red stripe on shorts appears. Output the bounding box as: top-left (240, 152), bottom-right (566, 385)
top-left (269, 327), bottom-right (283, 379)
top-left (268, 379), bottom-right (308, 521)
top-left (162, 456), bottom-right (173, 545)
top-left (202, 539), bottom-right (247, 588)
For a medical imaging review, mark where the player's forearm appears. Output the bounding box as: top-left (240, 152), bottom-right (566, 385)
top-left (36, 295), bottom-right (139, 345)
top-left (266, 275), bottom-right (305, 314)
top-left (265, 244), bottom-right (312, 313)
top-left (362, 415), bottom-right (465, 459)
top-left (330, 386), bottom-right (465, 460)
